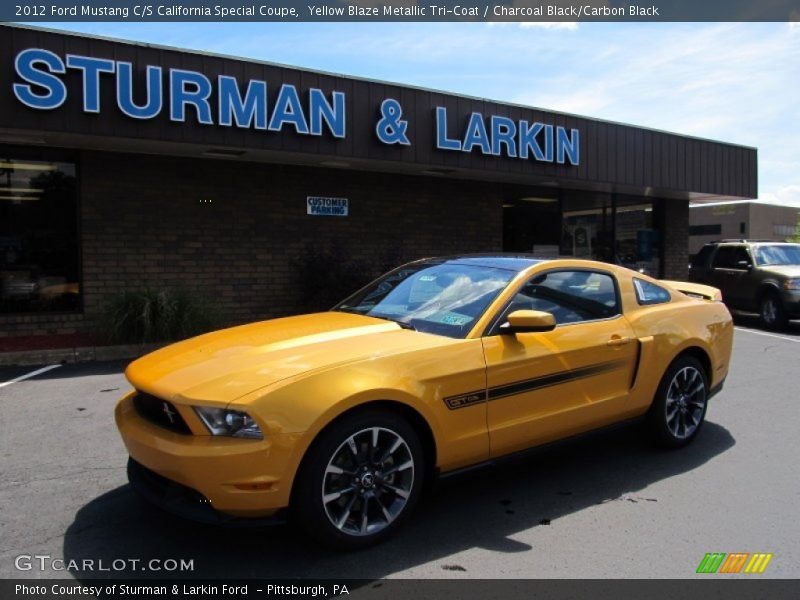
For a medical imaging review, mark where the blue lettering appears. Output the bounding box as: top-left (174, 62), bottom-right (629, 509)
top-left (543, 124), bottom-right (554, 162)
top-left (491, 116), bottom-right (517, 157)
top-left (519, 121), bottom-right (545, 161)
top-left (65, 55), bottom-right (114, 113)
top-left (116, 62), bottom-right (162, 119)
top-left (556, 127), bottom-right (580, 165)
top-left (268, 84), bottom-right (309, 134)
top-left (309, 88), bottom-right (345, 138)
top-left (462, 113), bottom-right (491, 155)
top-left (13, 49), bottom-right (67, 110)
top-left (218, 76), bottom-right (267, 129)
top-left (435, 107), bottom-right (461, 151)
top-left (169, 69), bottom-right (213, 124)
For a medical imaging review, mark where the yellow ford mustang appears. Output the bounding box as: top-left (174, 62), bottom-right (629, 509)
top-left (116, 255), bottom-right (733, 548)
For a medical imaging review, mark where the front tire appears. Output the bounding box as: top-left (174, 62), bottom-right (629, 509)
top-left (647, 355), bottom-right (709, 448)
top-left (292, 409), bottom-right (425, 550)
top-left (760, 291), bottom-right (788, 331)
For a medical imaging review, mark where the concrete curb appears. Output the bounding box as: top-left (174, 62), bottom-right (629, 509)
top-left (0, 342), bottom-right (165, 367)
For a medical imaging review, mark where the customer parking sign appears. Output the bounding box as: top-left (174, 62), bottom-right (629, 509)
top-left (307, 196), bottom-right (349, 217)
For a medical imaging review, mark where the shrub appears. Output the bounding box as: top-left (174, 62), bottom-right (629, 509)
top-left (100, 287), bottom-right (221, 345)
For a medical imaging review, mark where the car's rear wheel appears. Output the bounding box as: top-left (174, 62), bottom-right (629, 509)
top-left (760, 291), bottom-right (788, 330)
top-left (648, 355), bottom-right (709, 447)
top-left (292, 409), bottom-right (424, 549)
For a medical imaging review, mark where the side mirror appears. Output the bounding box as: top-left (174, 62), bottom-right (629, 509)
top-left (500, 310), bottom-right (556, 334)
top-left (736, 260), bottom-right (752, 270)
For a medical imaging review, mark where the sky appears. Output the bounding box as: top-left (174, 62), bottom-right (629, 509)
top-left (32, 21), bottom-right (800, 207)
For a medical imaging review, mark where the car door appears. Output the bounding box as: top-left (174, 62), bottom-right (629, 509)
top-left (689, 245), bottom-right (715, 283)
top-left (482, 269), bottom-right (639, 458)
top-left (710, 245), bottom-right (751, 308)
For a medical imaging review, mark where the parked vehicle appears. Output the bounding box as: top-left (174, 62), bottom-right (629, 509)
top-left (689, 240), bottom-right (800, 330)
top-left (116, 255), bottom-right (733, 548)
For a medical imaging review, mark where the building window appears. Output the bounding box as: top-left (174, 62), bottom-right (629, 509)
top-left (774, 224), bottom-right (797, 237)
top-left (0, 155), bottom-right (80, 314)
top-left (560, 193), bottom-right (661, 278)
top-left (739, 221), bottom-right (746, 235)
top-left (613, 200), bottom-right (659, 278)
top-left (689, 224), bottom-right (722, 236)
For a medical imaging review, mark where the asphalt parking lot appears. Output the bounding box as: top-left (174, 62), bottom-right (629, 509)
top-left (1, 314), bottom-right (798, 580)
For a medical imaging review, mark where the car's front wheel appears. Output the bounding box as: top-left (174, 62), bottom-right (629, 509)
top-left (648, 355), bottom-right (709, 447)
top-left (292, 408), bottom-right (425, 549)
top-left (760, 291), bottom-right (788, 330)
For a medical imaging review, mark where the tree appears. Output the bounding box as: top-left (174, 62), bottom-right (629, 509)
top-left (789, 212), bottom-right (800, 243)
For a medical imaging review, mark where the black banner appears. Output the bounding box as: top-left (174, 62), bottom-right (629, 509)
top-left (4, 0), bottom-right (800, 23)
top-left (3, 579), bottom-right (800, 600)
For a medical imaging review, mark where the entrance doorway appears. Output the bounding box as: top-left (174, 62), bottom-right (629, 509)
top-left (502, 193), bottom-right (560, 256)
top-left (502, 189), bottom-right (663, 277)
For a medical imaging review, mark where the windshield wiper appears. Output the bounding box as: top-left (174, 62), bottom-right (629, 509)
top-left (374, 315), bottom-right (416, 331)
top-left (334, 306), bottom-right (361, 314)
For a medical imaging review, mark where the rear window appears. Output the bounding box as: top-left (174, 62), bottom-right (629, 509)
top-left (633, 279), bottom-right (672, 305)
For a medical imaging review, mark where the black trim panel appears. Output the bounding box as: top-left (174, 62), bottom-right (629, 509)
top-left (630, 341), bottom-right (643, 390)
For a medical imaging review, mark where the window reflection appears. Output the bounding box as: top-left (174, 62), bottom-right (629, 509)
top-left (0, 157), bottom-right (80, 313)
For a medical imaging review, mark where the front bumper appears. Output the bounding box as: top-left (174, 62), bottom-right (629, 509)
top-left (781, 290), bottom-right (800, 318)
top-left (127, 458), bottom-right (285, 526)
top-left (115, 393), bottom-right (302, 519)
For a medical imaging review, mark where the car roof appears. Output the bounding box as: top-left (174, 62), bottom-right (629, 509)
top-left (418, 254), bottom-right (550, 272)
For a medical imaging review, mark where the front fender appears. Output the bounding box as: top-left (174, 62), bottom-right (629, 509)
top-left (229, 338), bottom-right (490, 494)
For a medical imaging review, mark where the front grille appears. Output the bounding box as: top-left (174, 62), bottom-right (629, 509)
top-left (133, 392), bottom-right (192, 435)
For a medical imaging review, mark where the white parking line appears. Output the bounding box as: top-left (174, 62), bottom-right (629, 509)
top-left (0, 364), bottom-right (62, 389)
top-left (735, 327), bottom-right (800, 344)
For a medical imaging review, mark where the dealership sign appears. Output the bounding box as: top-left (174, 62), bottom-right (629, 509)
top-left (11, 48), bottom-right (580, 165)
top-left (307, 196), bottom-right (348, 217)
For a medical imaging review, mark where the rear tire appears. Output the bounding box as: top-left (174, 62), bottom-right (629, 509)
top-left (647, 355), bottom-right (709, 448)
top-left (291, 409), bottom-right (425, 550)
top-left (760, 291), bottom-right (788, 331)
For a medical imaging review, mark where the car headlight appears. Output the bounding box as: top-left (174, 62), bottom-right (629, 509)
top-left (193, 406), bottom-right (263, 439)
top-left (784, 279), bottom-right (800, 291)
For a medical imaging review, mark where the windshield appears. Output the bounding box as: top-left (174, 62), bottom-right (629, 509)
top-left (753, 245), bottom-right (800, 266)
top-left (334, 262), bottom-right (515, 338)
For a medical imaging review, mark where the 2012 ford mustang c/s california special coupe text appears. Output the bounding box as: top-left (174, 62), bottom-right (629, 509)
top-left (115, 255), bottom-right (733, 548)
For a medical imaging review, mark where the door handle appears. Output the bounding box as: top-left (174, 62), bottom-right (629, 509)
top-left (607, 336), bottom-right (632, 347)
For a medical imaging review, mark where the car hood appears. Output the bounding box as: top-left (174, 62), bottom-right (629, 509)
top-left (758, 264), bottom-right (800, 277)
top-left (125, 312), bottom-right (452, 405)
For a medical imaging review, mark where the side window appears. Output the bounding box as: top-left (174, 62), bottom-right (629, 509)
top-left (712, 247), bottom-right (735, 269)
top-left (731, 247), bottom-right (752, 269)
top-left (499, 270), bottom-right (620, 328)
top-left (633, 279), bottom-right (672, 305)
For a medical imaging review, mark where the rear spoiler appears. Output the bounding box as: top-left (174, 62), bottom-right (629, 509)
top-left (661, 280), bottom-right (723, 302)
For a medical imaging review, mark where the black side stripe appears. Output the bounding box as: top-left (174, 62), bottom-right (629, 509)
top-left (443, 359), bottom-right (628, 410)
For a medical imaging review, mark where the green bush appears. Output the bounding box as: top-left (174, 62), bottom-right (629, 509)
top-left (100, 287), bottom-right (221, 345)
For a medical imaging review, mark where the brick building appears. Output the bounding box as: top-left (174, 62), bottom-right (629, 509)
top-left (0, 25), bottom-right (757, 346)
